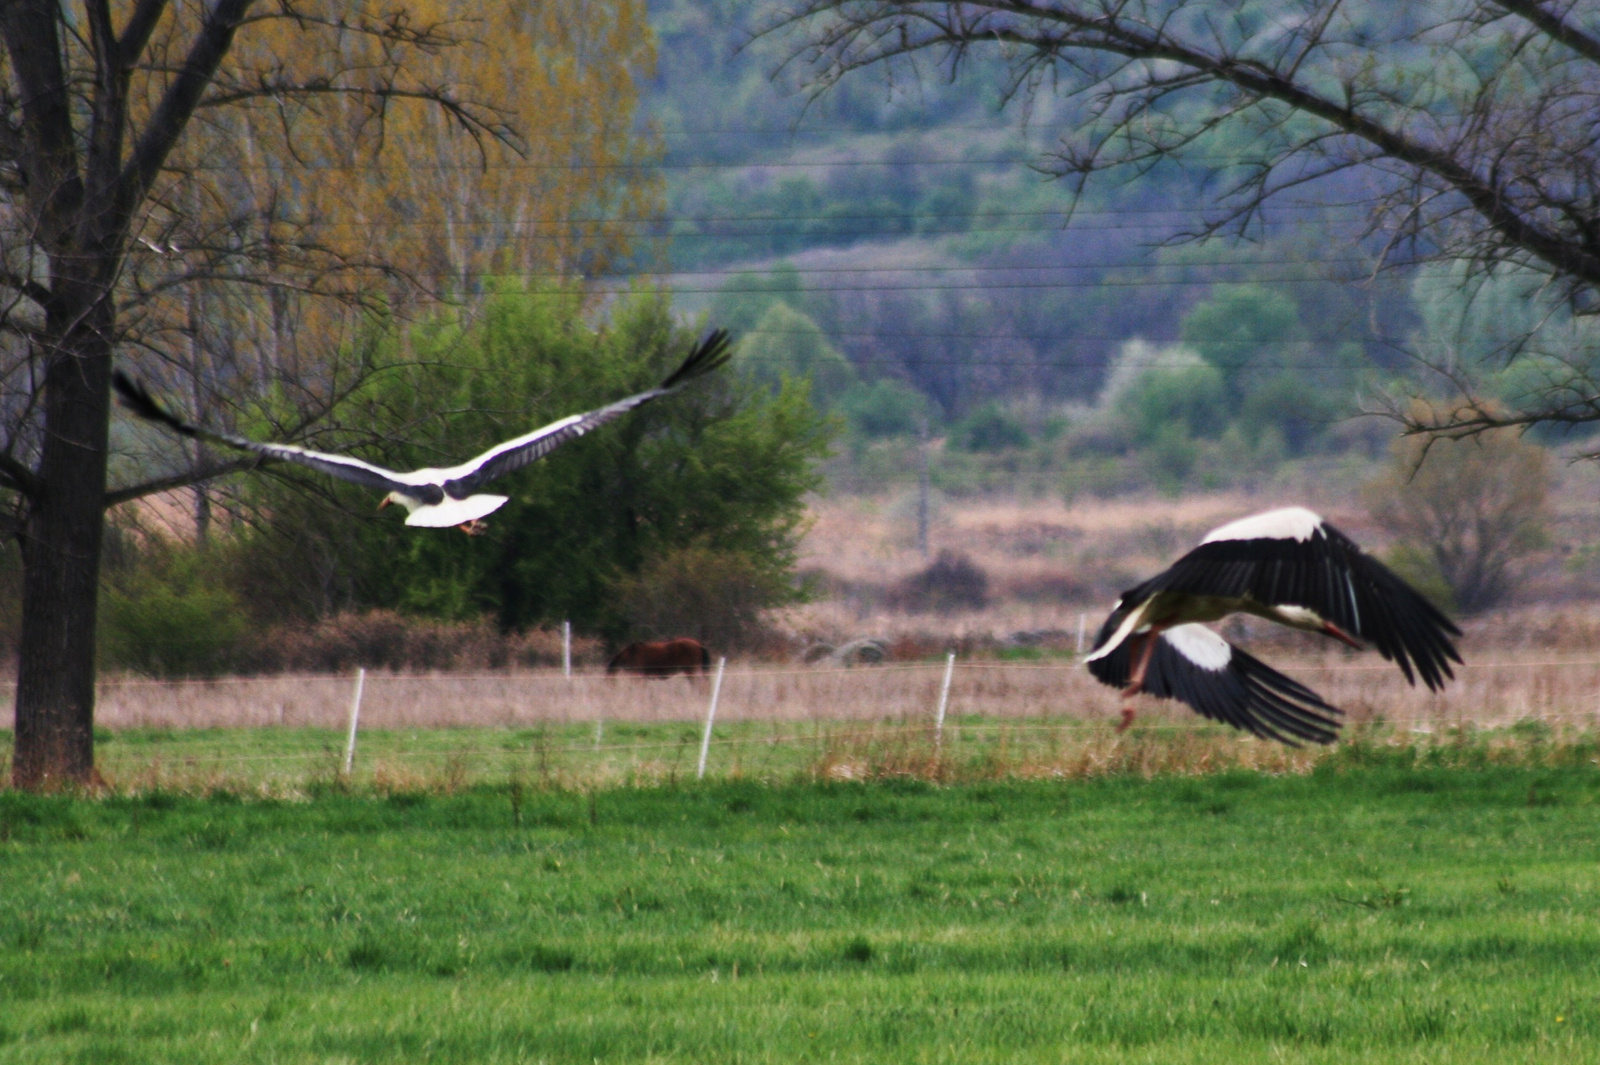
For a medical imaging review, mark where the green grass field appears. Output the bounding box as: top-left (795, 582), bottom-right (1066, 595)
top-left (2, 741), bottom-right (1599, 1062)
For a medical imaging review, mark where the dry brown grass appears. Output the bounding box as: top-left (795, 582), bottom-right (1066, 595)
top-left (786, 475), bottom-right (1600, 653)
top-left (788, 491), bottom-right (1378, 645)
top-left (73, 646), bottom-right (1600, 734)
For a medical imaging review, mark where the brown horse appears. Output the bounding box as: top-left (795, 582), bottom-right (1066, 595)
top-left (606, 637), bottom-right (712, 678)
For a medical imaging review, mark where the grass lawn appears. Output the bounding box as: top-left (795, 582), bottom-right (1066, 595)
top-left (1, 755), bottom-right (1598, 1062)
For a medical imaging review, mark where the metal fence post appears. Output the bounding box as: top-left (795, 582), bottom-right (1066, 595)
top-left (934, 652), bottom-right (955, 753)
top-left (343, 667), bottom-right (366, 776)
top-left (697, 657), bottom-right (727, 780)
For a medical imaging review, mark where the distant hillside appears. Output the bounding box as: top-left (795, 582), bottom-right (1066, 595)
top-left (637, 0), bottom-right (1411, 422)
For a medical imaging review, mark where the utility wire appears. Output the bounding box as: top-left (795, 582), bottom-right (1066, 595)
top-left (230, 204), bottom-right (1364, 224)
top-left (423, 275), bottom-right (1388, 294)
top-left (407, 259), bottom-right (1384, 278)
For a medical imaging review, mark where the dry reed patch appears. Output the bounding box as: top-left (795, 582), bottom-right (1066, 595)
top-left (789, 492), bottom-right (1390, 644)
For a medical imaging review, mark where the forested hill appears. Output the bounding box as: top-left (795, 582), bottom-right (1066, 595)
top-left (634, 0), bottom-right (1415, 420)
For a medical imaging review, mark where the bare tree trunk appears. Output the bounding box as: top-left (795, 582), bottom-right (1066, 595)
top-left (11, 295), bottom-right (113, 789)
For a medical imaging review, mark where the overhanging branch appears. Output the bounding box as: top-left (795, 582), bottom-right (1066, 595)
top-left (105, 455), bottom-right (259, 507)
top-left (0, 453), bottom-right (38, 497)
top-left (0, 267), bottom-right (50, 307)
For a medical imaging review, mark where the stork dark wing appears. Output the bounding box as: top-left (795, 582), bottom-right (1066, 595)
top-left (1123, 524), bottom-right (1461, 690)
top-left (1086, 624), bottom-right (1343, 746)
top-left (113, 371), bottom-right (409, 494)
top-left (444, 329), bottom-right (733, 496)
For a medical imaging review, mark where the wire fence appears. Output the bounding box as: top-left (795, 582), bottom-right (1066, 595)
top-left (66, 653), bottom-right (1600, 733)
top-left (6, 654), bottom-right (1598, 792)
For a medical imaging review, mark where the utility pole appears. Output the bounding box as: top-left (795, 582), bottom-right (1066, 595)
top-left (917, 414), bottom-right (931, 558)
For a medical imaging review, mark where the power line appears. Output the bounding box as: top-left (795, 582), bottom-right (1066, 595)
top-left (478, 259), bottom-right (1381, 279)
top-left (154, 202), bottom-right (1366, 225)
top-left (209, 257), bottom-right (1375, 278)
top-left (171, 152), bottom-right (1408, 172)
top-left (278, 221), bottom-right (1358, 240)
top-left (457, 275), bottom-right (1383, 294)
top-left (735, 327), bottom-right (1397, 348)
top-left (227, 211), bottom-right (1360, 228)
top-left (225, 220), bottom-right (1360, 243)
top-left (181, 156), bottom-right (1035, 173)
top-left (641, 120), bottom-right (1096, 135)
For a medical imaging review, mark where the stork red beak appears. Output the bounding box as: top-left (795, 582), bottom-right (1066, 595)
top-left (378, 497), bottom-right (391, 510)
top-left (1322, 622), bottom-right (1363, 650)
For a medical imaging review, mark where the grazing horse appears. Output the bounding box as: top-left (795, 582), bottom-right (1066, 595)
top-left (606, 637), bottom-right (711, 678)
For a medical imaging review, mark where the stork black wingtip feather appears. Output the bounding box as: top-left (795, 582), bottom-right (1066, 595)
top-left (113, 371), bottom-right (198, 438)
top-left (660, 329), bottom-right (733, 390)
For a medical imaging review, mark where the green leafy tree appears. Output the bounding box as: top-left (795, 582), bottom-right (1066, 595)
top-left (1118, 363), bottom-right (1227, 445)
top-left (838, 378), bottom-right (936, 438)
top-left (98, 522), bottom-right (249, 678)
top-left (1180, 285), bottom-right (1308, 400)
top-left (235, 289), bottom-right (832, 641)
top-left (611, 541), bottom-right (796, 651)
top-left (707, 265), bottom-right (809, 337)
top-left (1180, 285), bottom-right (1360, 453)
top-left (949, 403), bottom-right (1030, 453)
top-left (1238, 374), bottom-right (1339, 455)
top-left (743, 303), bottom-right (859, 408)
top-left (1410, 262), bottom-right (1600, 443)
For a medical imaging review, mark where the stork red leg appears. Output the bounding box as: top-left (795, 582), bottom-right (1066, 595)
top-left (1116, 629), bottom-right (1161, 732)
top-left (458, 520), bottom-right (487, 536)
top-left (1121, 630), bottom-right (1160, 697)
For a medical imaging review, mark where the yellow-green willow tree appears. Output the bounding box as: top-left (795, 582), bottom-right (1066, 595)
top-left (0, 0), bottom-right (657, 788)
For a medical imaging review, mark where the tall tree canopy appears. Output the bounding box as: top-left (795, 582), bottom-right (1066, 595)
top-left (773, 1), bottom-right (1600, 444)
top-left (211, 291), bottom-right (831, 641)
top-left (0, 0), bottom-right (657, 788)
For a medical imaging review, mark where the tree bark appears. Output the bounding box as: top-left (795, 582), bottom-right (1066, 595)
top-left (12, 288), bottom-right (114, 789)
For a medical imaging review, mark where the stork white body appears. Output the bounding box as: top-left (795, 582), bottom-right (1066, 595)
top-left (384, 490), bottom-right (511, 529)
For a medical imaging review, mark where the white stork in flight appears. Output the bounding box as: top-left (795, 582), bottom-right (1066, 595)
top-left (115, 330), bottom-right (732, 534)
top-left (1084, 506), bottom-right (1462, 746)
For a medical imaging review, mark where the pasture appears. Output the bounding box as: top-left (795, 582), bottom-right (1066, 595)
top-left (5, 649), bottom-right (1600, 1063)
top-left (2, 739), bottom-right (1599, 1063)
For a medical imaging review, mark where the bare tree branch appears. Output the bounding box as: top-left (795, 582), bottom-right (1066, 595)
top-left (0, 268), bottom-right (50, 307)
top-left (115, 0), bottom-right (255, 236)
top-left (105, 454), bottom-right (260, 507)
top-left (1492, 0), bottom-right (1600, 67)
top-left (0, 452), bottom-right (38, 497)
top-left (116, 0), bottom-right (172, 65)
top-left (773, 0), bottom-right (1600, 436)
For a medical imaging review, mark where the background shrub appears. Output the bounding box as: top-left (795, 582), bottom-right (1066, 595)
top-left (890, 551), bottom-right (990, 613)
top-left (610, 543), bottom-right (799, 653)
